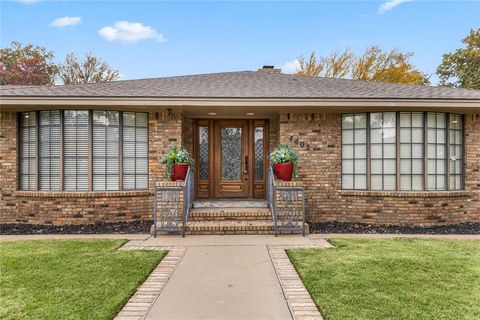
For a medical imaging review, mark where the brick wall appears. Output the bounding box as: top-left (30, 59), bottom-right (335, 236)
top-left (0, 110), bottom-right (182, 225)
top-left (278, 112), bottom-right (480, 226)
top-left (182, 116), bottom-right (194, 156)
top-left (2, 109), bottom-right (479, 226)
top-left (0, 112), bottom-right (18, 223)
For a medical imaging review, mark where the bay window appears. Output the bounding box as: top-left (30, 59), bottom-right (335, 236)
top-left (19, 110), bottom-right (148, 191)
top-left (342, 112), bottom-right (464, 191)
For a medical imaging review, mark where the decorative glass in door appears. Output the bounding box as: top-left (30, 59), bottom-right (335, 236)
top-left (254, 127), bottom-right (264, 181)
top-left (199, 127), bottom-right (209, 181)
top-left (221, 127), bottom-right (242, 180)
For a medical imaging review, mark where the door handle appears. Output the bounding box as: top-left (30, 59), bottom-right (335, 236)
top-left (244, 156), bottom-right (248, 175)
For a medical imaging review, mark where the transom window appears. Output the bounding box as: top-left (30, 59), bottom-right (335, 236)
top-left (342, 112), bottom-right (464, 191)
top-left (19, 110), bottom-right (148, 191)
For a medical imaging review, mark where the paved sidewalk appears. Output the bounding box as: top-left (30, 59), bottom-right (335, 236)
top-left (145, 245), bottom-right (293, 320)
top-left (137, 236), bottom-right (331, 320)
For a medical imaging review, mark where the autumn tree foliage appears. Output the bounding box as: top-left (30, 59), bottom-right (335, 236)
top-left (0, 42), bottom-right (58, 85)
top-left (353, 46), bottom-right (430, 85)
top-left (296, 49), bottom-right (354, 78)
top-left (58, 52), bottom-right (119, 84)
top-left (436, 28), bottom-right (480, 89)
top-left (294, 46), bottom-right (430, 85)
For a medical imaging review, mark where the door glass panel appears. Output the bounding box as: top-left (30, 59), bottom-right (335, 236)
top-left (221, 127), bottom-right (242, 181)
top-left (254, 127), bottom-right (264, 180)
top-left (199, 126), bottom-right (209, 180)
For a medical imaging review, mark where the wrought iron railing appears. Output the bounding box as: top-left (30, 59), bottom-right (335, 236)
top-left (153, 167), bottom-right (194, 237)
top-left (267, 166), bottom-right (306, 236)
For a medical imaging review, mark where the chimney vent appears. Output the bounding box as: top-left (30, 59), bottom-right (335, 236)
top-left (258, 65), bottom-right (282, 74)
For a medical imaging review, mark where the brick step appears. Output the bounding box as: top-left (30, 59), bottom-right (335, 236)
top-left (193, 200), bottom-right (269, 209)
top-left (189, 208), bottom-right (272, 221)
top-left (185, 220), bottom-right (275, 235)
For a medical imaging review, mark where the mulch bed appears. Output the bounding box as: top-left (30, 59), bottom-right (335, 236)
top-left (0, 220), bottom-right (153, 235)
top-left (310, 221), bottom-right (480, 235)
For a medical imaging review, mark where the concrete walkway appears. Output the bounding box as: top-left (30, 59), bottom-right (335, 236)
top-left (141, 235), bottom-right (330, 320)
top-left (145, 245), bottom-right (291, 320)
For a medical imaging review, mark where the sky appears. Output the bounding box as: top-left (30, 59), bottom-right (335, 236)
top-left (1, 0), bottom-right (479, 85)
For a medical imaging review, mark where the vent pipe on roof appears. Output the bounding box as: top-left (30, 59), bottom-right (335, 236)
top-left (257, 65), bottom-right (282, 74)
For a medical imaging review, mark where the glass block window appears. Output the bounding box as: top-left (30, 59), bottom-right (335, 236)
top-left (342, 113), bottom-right (367, 189)
top-left (93, 111), bottom-right (120, 191)
top-left (427, 112), bottom-right (447, 190)
top-left (64, 110), bottom-right (89, 191)
top-left (198, 126), bottom-right (209, 181)
top-left (39, 111), bottom-right (61, 191)
top-left (123, 112), bottom-right (148, 190)
top-left (370, 112), bottom-right (396, 190)
top-left (19, 112), bottom-right (37, 190)
top-left (449, 114), bottom-right (463, 190)
top-left (399, 112), bottom-right (424, 191)
top-left (254, 126), bottom-right (264, 181)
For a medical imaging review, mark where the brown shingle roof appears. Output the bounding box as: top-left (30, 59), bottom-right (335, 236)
top-left (1, 71), bottom-right (480, 100)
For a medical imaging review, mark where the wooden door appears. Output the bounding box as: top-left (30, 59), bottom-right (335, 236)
top-left (214, 120), bottom-right (249, 198)
top-left (194, 119), bottom-right (268, 199)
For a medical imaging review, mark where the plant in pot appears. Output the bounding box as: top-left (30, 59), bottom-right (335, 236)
top-left (269, 144), bottom-right (299, 181)
top-left (161, 145), bottom-right (194, 181)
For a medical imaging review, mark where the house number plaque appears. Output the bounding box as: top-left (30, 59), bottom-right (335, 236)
top-left (289, 135), bottom-right (311, 150)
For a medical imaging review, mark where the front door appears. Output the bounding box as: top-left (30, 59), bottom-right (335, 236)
top-left (214, 120), bottom-right (249, 197)
top-left (194, 119), bottom-right (268, 199)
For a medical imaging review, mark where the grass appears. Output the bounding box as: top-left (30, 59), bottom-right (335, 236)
top-left (287, 238), bottom-right (480, 320)
top-left (0, 239), bottom-right (166, 320)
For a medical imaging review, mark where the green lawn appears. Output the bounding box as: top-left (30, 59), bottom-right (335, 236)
top-left (0, 239), bottom-right (166, 320)
top-left (287, 238), bottom-right (480, 320)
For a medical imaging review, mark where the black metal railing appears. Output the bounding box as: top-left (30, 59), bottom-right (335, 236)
top-left (267, 166), bottom-right (305, 236)
top-left (153, 167), bottom-right (194, 237)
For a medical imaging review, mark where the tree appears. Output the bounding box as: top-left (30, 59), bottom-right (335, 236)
top-left (436, 28), bottom-right (480, 89)
top-left (294, 46), bottom-right (430, 85)
top-left (296, 49), bottom-right (354, 78)
top-left (352, 46), bottom-right (430, 85)
top-left (58, 52), bottom-right (119, 84)
top-left (0, 41), bottom-right (58, 85)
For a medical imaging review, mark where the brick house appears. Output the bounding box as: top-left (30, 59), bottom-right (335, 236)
top-left (1, 66), bottom-right (479, 230)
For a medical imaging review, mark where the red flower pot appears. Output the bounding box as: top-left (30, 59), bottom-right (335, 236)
top-left (273, 163), bottom-right (293, 181)
top-left (171, 163), bottom-right (189, 181)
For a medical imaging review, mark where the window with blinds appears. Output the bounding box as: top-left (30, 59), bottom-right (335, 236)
top-left (20, 112), bottom-right (37, 190)
top-left (93, 111), bottom-right (120, 191)
top-left (39, 111), bottom-right (61, 191)
top-left (64, 110), bottom-right (89, 191)
top-left (19, 110), bottom-right (149, 192)
top-left (122, 112), bottom-right (148, 189)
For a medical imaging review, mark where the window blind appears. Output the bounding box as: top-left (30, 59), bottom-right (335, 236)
top-left (20, 112), bottom-right (37, 190)
top-left (39, 111), bottom-right (61, 191)
top-left (93, 111), bottom-right (120, 191)
top-left (64, 110), bottom-right (89, 191)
